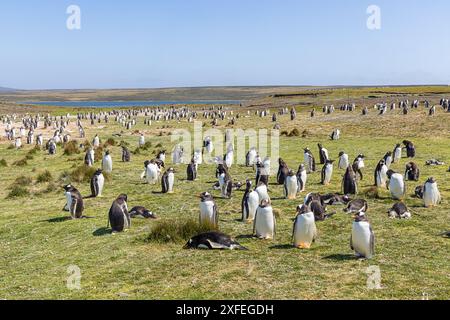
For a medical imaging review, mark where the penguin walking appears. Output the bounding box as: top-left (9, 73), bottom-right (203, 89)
top-left (342, 165), bottom-right (358, 195)
top-left (296, 164), bottom-right (307, 193)
top-left (254, 199), bottom-right (276, 240)
top-left (241, 180), bottom-right (259, 222)
top-left (304, 148), bottom-right (316, 173)
top-left (63, 185), bottom-right (84, 219)
top-left (292, 204), bottom-right (317, 249)
top-left (102, 150), bottom-right (113, 173)
top-left (186, 158), bottom-right (197, 181)
top-left (318, 144), bottom-right (329, 164)
top-left (108, 194), bottom-right (130, 233)
top-left (277, 158), bottom-right (289, 185)
top-left (393, 144), bottom-right (402, 163)
top-left (350, 212), bottom-right (375, 259)
top-left (90, 169), bottom-right (104, 197)
top-left (161, 168), bottom-right (175, 193)
top-left (423, 177), bottom-right (441, 208)
top-left (388, 202), bottom-right (411, 219)
top-left (284, 170), bottom-right (298, 199)
top-left (338, 151), bottom-right (349, 170)
top-left (387, 170), bottom-right (406, 200)
top-left (199, 192), bottom-right (218, 227)
top-left (405, 162), bottom-right (420, 181)
top-left (321, 160), bottom-right (334, 185)
top-left (374, 159), bottom-right (388, 188)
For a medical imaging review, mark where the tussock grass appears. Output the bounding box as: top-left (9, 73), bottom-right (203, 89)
top-left (7, 186), bottom-right (30, 199)
top-left (104, 137), bottom-right (116, 147)
top-left (146, 219), bottom-right (218, 244)
top-left (63, 140), bottom-right (80, 156)
top-left (70, 165), bottom-right (97, 183)
top-left (10, 176), bottom-right (33, 188)
top-left (36, 170), bottom-right (53, 184)
top-left (12, 158), bottom-right (28, 167)
top-left (0, 159), bottom-right (7, 167)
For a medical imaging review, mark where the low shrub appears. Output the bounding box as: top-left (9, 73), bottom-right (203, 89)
top-left (7, 186), bottom-right (30, 199)
top-left (36, 170), bottom-right (53, 183)
top-left (146, 219), bottom-right (218, 244)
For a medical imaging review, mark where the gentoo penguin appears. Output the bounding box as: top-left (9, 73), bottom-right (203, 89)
top-left (121, 146), bottom-right (131, 162)
top-left (186, 158), bottom-right (197, 181)
top-left (183, 232), bottom-right (247, 250)
top-left (224, 144), bottom-right (234, 168)
top-left (141, 160), bottom-right (159, 184)
top-left (423, 177), bottom-right (441, 208)
top-left (303, 148), bottom-right (316, 173)
top-left (241, 180), bottom-right (259, 222)
top-left (342, 165), bottom-right (358, 195)
top-left (277, 158), bottom-right (289, 185)
top-left (255, 160), bottom-right (269, 186)
top-left (129, 206), bottom-right (157, 219)
top-left (157, 150), bottom-right (166, 163)
top-left (352, 154), bottom-right (365, 180)
top-left (350, 212), bottom-right (375, 259)
top-left (253, 199), bottom-right (276, 240)
top-left (138, 133), bottom-right (145, 147)
top-left (255, 181), bottom-right (270, 202)
top-left (296, 164), bottom-right (307, 193)
top-left (161, 168), bottom-right (175, 193)
top-left (63, 185), bottom-right (84, 219)
top-left (343, 199), bottom-right (368, 214)
top-left (90, 169), bottom-right (104, 197)
top-left (48, 140), bottom-right (56, 155)
top-left (284, 170), bottom-right (298, 199)
top-left (383, 151), bottom-right (393, 168)
top-left (330, 129), bottom-right (340, 141)
top-left (108, 194), bottom-right (130, 233)
top-left (246, 147), bottom-right (257, 167)
top-left (415, 185), bottom-right (424, 199)
top-left (93, 134), bottom-right (100, 148)
top-left (193, 149), bottom-right (202, 166)
top-left (203, 137), bottom-right (214, 154)
top-left (292, 204), bottom-right (317, 249)
top-left (218, 170), bottom-right (233, 199)
top-left (393, 144), bottom-right (402, 163)
top-left (199, 192), bottom-right (218, 228)
top-left (14, 137), bottom-right (22, 149)
top-left (388, 202), bottom-right (411, 219)
top-left (321, 193), bottom-right (351, 205)
top-left (85, 147), bottom-right (95, 166)
top-left (338, 151), bottom-right (349, 170)
top-left (374, 159), bottom-right (388, 188)
top-left (317, 144), bottom-right (329, 164)
top-left (404, 162), bottom-right (420, 181)
top-left (321, 160), bottom-right (334, 185)
top-left (102, 150), bottom-right (113, 173)
top-left (387, 170), bottom-right (406, 200)
top-left (403, 140), bottom-right (416, 158)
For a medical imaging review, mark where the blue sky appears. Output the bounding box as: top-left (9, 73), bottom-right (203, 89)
top-left (0, 0), bottom-right (449, 89)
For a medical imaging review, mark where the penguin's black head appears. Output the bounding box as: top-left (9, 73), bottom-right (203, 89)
top-left (200, 192), bottom-right (213, 202)
top-left (63, 184), bottom-right (75, 192)
top-left (287, 169), bottom-right (295, 176)
top-left (379, 159), bottom-right (385, 165)
top-left (326, 160), bottom-right (335, 164)
top-left (246, 179), bottom-right (252, 188)
top-left (95, 169), bottom-right (103, 175)
top-left (105, 150), bottom-right (110, 155)
top-left (339, 151), bottom-right (344, 157)
top-left (296, 204), bottom-right (310, 215)
top-left (318, 143), bottom-right (323, 148)
top-left (117, 194), bottom-right (128, 202)
top-left (144, 160), bottom-right (150, 167)
top-left (259, 199), bottom-right (271, 208)
top-left (427, 177), bottom-right (436, 184)
top-left (386, 170), bottom-right (395, 179)
top-left (304, 148), bottom-right (310, 152)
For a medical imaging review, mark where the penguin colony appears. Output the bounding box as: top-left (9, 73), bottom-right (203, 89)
top-left (1, 100), bottom-right (448, 257)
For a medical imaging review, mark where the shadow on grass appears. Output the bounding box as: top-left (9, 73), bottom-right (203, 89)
top-left (270, 244), bottom-right (294, 250)
top-left (236, 234), bottom-right (254, 240)
top-left (323, 254), bottom-right (355, 261)
top-left (44, 216), bottom-right (72, 223)
top-left (93, 227), bottom-right (111, 237)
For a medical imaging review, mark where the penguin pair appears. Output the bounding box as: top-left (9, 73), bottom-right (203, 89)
top-left (161, 168), bottom-right (175, 193)
top-left (108, 194), bottom-right (130, 233)
top-left (63, 185), bottom-right (84, 219)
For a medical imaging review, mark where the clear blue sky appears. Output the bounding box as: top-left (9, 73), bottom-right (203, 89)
top-left (1, 0), bottom-right (449, 89)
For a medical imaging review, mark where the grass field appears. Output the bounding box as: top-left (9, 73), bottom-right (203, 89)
top-left (0, 90), bottom-right (449, 300)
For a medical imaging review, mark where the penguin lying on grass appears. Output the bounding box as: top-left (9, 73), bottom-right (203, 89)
top-left (184, 232), bottom-right (247, 250)
top-left (129, 206), bottom-right (157, 219)
top-left (387, 202), bottom-right (411, 219)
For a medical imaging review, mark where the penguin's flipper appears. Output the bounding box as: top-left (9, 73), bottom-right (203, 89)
top-left (369, 227), bottom-right (375, 256)
top-left (350, 234), bottom-right (354, 251)
top-left (206, 239), bottom-right (230, 250)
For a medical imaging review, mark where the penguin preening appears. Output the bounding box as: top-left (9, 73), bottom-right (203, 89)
top-left (90, 169), bottom-right (104, 197)
top-left (63, 185), bottom-right (84, 219)
top-left (184, 232), bottom-right (247, 250)
top-left (242, 180), bottom-right (259, 222)
top-left (342, 165), bottom-right (358, 195)
top-left (292, 204), bottom-right (317, 249)
top-left (161, 167), bottom-right (175, 193)
top-left (253, 199), bottom-right (276, 240)
top-left (199, 192), bottom-right (218, 228)
top-left (108, 194), bottom-right (130, 233)
top-left (296, 164), bottom-right (307, 193)
top-left (423, 177), bottom-right (441, 208)
top-left (405, 162), bottom-right (420, 181)
top-left (388, 202), bottom-right (411, 219)
top-left (350, 212), bottom-right (375, 259)
top-left (321, 160), bottom-right (334, 185)
top-left (284, 170), bottom-right (298, 199)
top-left (129, 206), bottom-right (157, 219)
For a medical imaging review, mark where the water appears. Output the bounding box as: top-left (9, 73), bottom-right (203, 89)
top-left (23, 100), bottom-right (241, 108)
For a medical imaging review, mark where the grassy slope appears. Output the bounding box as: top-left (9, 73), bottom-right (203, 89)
top-left (0, 99), bottom-right (449, 300)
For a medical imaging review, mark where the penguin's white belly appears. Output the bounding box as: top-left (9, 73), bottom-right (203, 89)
top-left (324, 166), bottom-right (333, 184)
top-left (352, 221), bottom-right (373, 258)
top-left (194, 152), bottom-right (202, 165)
top-left (97, 175), bottom-right (105, 196)
top-left (339, 155), bottom-right (349, 170)
top-left (206, 143), bottom-right (213, 154)
top-left (146, 165), bottom-right (159, 184)
top-left (389, 175), bottom-right (405, 199)
top-left (255, 209), bottom-right (275, 239)
top-left (285, 176), bottom-right (298, 198)
top-left (256, 186), bottom-right (270, 202)
top-left (64, 192), bottom-right (72, 211)
top-left (293, 212), bottom-right (316, 248)
top-left (103, 156), bottom-right (112, 173)
top-left (245, 192), bottom-right (259, 221)
top-left (167, 173), bottom-right (174, 192)
top-left (323, 149), bottom-right (329, 160)
top-left (394, 149), bottom-right (401, 161)
top-left (90, 151), bottom-right (95, 163)
top-left (248, 151), bottom-right (256, 165)
top-left (225, 151), bottom-right (233, 168)
top-left (199, 201), bottom-right (216, 224)
top-left (298, 171), bottom-right (307, 191)
top-left (424, 183), bottom-right (441, 207)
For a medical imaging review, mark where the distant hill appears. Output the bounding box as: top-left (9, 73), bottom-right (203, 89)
top-left (0, 86), bottom-right (16, 92)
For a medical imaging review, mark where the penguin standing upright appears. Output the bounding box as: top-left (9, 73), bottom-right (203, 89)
top-left (374, 159), bottom-right (388, 188)
top-left (102, 150), bottom-right (113, 173)
top-left (121, 146), bottom-right (131, 162)
top-left (241, 180), bottom-right (259, 222)
top-left (383, 152), bottom-right (393, 168)
top-left (423, 177), bottom-right (441, 208)
top-left (318, 144), bottom-right (329, 164)
top-left (296, 164), bottom-right (307, 193)
top-left (186, 158), bottom-right (197, 181)
top-left (224, 144), bottom-right (234, 168)
top-left (342, 165), bottom-right (358, 195)
top-left (108, 194), bottom-right (130, 233)
top-left (304, 148), bottom-right (316, 173)
top-left (255, 160), bottom-right (268, 186)
top-left (277, 158), bottom-right (289, 185)
top-left (284, 170), bottom-right (298, 199)
top-left (350, 212), bottom-right (375, 259)
top-left (387, 170), bottom-right (406, 200)
top-left (321, 160), bottom-right (334, 185)
top-left (393, 144), bottom-right (402, 163)
top-left (403, 140), bottom-right (416, 158)
top-left (199, 192), bottom-right (218, 227)
top-left (138, 133), bottom-right (145, 147)
top-left (63, 185), bottom-right (84, 219)
top-left (352, 154), bottom-right (365, 180)
top-left (161, 168), bottom-right (175, 193)
top-left (85, 147), bottom-right (95, 166)
top-left (255, 181), bottom-right (270, 202)
top-left (292, 204), bottom-right (317, 249)
top-left (254, 199), bottom-right (276, 240)
top-left (90, 169), bottom-right (104, 197)
top-left (338, 151), bottom-right (349, 170)
top-left (405, 162), bottom-right (420, 181)
top-left (246, 147), bottom-right (257, 167)
top-left (141, 160), bottom-right (159, 184)
top-left (93, 134), bottom-right (100, 148)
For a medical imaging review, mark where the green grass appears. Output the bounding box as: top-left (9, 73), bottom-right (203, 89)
top-left (0, 93), bottom-right (449, 300)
